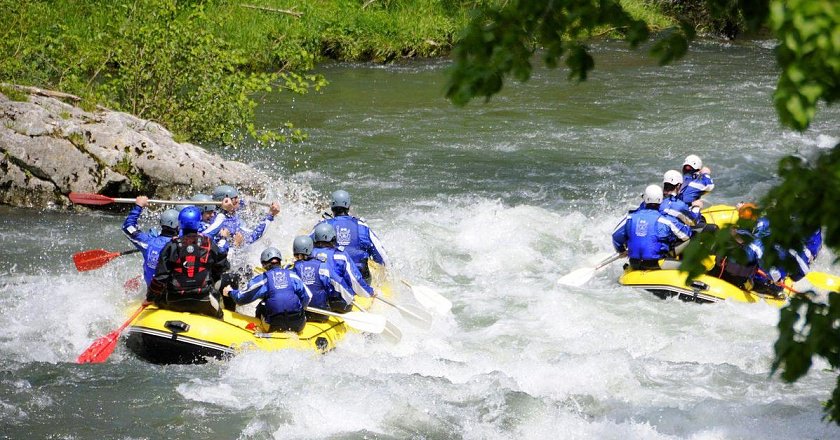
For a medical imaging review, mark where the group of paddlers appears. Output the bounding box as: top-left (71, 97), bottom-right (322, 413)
top-left (122, 186), bottom-right (388, 332)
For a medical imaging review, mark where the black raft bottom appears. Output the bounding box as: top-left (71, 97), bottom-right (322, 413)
top-left (125, 331), bottom-right (231, 365)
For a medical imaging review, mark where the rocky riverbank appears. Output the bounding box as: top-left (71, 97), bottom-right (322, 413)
top-left (0, 85), bottom-right (268, 209)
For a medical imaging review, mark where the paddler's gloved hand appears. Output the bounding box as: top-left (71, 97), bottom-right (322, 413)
top-left (219, 273), bottom-right (240, 291)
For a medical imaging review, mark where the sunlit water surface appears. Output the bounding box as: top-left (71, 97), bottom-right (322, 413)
top-left (2, 40), bottom-right (839, 438)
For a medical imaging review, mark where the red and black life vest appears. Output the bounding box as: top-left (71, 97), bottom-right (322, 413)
top-left (170, 234), bottom-right (213, 297)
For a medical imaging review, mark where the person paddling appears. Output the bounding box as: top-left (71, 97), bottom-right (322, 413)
top-left (312, 190), bottom-right (389, 283)
top-left (147, 206), bottom-right (230, 318)
top-left (223, 247), bottom-right (313, 332)
top-left (312, 223), bottom-right (377, 299)
top-left (678, 154), bottom-right (715, 204)
top-left (203, 185), bottom-right (280, 249)
top-left (122, 196), bottom-right (180, 287)
top-left (612, 185), bottom-right (690, 270)
top-left (290, 235), bottom-right (355, 322)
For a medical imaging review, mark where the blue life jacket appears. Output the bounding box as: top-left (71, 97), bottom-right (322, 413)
top-left (660, 194), bottom-right (700, 227)
top-left (804, 229), bottom-right (822, 263)
top-left (293, 257), bottom-right (332, 309)
top-left (318, 215), bottom-right (388, 273)
top-left (142, 235), bottom-right (173, 285)
top-left (679, 172), bottom-right (714, 203)
top-left (262, 268), bottom-right (307, 315)
top-left (612, 207), bottom-right (673, 260)
top-left (312, 246), bottom-right (373, 297)
top-left (122, 204), bottom-right (177, 286)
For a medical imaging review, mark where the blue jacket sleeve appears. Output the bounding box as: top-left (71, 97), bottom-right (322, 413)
top-left (122, 204), bottom-right (153, 251)
top-left (611, 216), bottom-right (629, 253)
top-left (292, 274), bottom-right (312, 309)
top-left (202, 212), bottom-right (226, 238)
top-left (335, 252), bottom-right (373, 296)
top-left (358, 221), bottom-right (389, 266)
top-left (245, 215), bottom-right (274, 244)
top-left (229, 274), bottom-right (269, 304)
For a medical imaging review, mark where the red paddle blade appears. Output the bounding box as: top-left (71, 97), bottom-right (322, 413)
top-left (76, 304), bottom-right (148, 364)
top-left (69, 192), bottom-right (115, 206)
top-left (73, 249), bottom-right (121, 271)
top-left (76, 332), bottom-right (120, 364)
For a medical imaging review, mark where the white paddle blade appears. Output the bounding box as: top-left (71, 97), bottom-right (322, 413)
top-left (557, 267), bottom-right (596, 287)
top-left (340, 311), bottom-right (387, 334)
top-left (306, 307), bottom-right (386, 334)
top-left (411, 285), bottom-right (452, 315)
top-left (375, 296), bottom-right (433, 328)
top-left (399, 303), bottom-right (434, 328)
top-left (382, 321), bottom-right (403, 344)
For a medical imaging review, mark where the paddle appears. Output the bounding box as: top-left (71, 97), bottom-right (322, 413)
top-left (373, 295), bottom-right (433, 328)
top-left (69, 192), bottom-right (222, 206)
top-left (305, 307), bottom-right (386, 334)
top-left (557, 252), bottom-right (625, 287)
top-left (76, 303), bottom-right (149, 364)
top-left (353, 301), bottom-right (403, 343)
top-left (399, 280), bottom-right (452, 315)
top-left (73, 248), bottom-right (141, 272)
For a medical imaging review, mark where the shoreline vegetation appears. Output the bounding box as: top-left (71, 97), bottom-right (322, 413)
top-left (0, 0), bottom-right (744, 144)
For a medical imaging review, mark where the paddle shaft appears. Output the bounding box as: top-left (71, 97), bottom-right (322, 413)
top-left (595, 252), bottom-right (625, 270)
top-left (113, 198), bottom-right (223, 206)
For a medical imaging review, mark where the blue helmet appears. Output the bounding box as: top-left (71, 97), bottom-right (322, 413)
top-left (754, 217), bottom-right (770, 238)
top-left (178, 206), bottom-right (202, 231)
top-left (313, 223), bottom-right (336, 242)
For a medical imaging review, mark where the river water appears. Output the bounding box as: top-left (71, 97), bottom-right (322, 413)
top-left (2, 40), bottom-right (840, 439)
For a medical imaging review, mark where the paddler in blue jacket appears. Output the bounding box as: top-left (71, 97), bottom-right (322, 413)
top-left (223, 247), bottom-right (312, 332)
top-left (202, 185), bottom-right (280, 249)
top-left (291, 235), bottom-right (355, 321)
top-left (312, 190), bottom-right (389, 282)
top-left (612, 185), bottom-right (691, 270)
top-left (311, 222), bottom-right (376, 299)
top-left (661, 170), bottom-right (702, 229)
top-left (679, 154), bottom-right (715, 204)
top-left (122, 196), bottom-right (180, 286)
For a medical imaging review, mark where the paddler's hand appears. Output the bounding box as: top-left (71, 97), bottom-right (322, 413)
top-left (222, 286), bottom-right (232, 296)
top-left (269, 201), bottom-right (280, 217)
top-left (700, 166), bottom-right (711, 175)
top-left (219, 228), bottom-right (231, 238)
top-left (135, 195), bottom-right (149, 208)
top-left (233, 232), bottom-right (245, 247)
top-left (691, 199), bottom-right (704, 208)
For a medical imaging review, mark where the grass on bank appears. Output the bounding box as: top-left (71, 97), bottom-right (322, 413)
top-left (0, 0), bottom-right (675, 144)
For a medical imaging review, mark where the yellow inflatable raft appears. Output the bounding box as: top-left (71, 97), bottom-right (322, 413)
top-left (618, 205), bottom-right (839, 306)
top-left (125, 265), bottom-right (390, 364)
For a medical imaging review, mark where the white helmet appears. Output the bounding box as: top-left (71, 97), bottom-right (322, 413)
top-left (663, 170), bottom-right (682, 185)
top-left (683, 154), bottom-right (702, 171)
top-left (643, 184), bottom-right (663, 205)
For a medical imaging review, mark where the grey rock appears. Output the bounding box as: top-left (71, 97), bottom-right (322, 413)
top-left (0, 88), bottom-right (270, 208)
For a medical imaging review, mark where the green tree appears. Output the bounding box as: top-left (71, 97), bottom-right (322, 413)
top-left (446, 0), bottom-right (840, 423)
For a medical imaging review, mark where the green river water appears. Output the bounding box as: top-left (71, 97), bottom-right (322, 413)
top-left (1, 40), bottom-right (839, 439)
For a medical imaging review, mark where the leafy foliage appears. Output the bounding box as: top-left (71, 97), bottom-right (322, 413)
top-left (0, 0), bottom-right (489, 144)
top-left (447, 0), bottom-right (840, 424)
